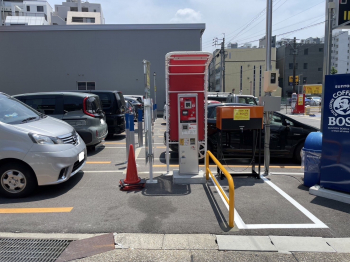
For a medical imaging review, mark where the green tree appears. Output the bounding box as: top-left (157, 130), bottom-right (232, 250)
top-left (331, 67), bottom-right (338, 75)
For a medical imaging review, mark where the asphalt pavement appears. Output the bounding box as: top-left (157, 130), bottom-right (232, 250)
top-left (0, 116), bottom-right (349, 261)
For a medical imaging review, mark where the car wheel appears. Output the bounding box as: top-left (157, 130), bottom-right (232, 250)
top-left (294, 143), bottom-right (304, 163)
top-left (0, 162), bottom-right (37, 198)
top-left (198, 142), bottom-right (206, 160)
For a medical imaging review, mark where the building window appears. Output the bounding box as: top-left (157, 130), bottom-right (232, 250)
top-left (304, 48), bottom-right (308, 55)
top-left (26, 6), bottom-right (30, 12)
top-left (70, 7), bottom-right (78, 11)
top-left (304, 63), bottom-right (308, 69)
top-left (72, 17), bottom-right (83, 23)
top-left (289, 63), bottom-right (293, 69)
top-left (94, 9), bottom-right (97, 12)
top-left (82, 7), bottom-right (88, 12)
top-left (77, 82), bottom-right (95, 90)
top-left (72, 17), bottom-right (95, 23)
top-left (303, 77), bottom-right (307, 84)
top-left (319, 48), bottom-right (323, 52)
top-left (318, 68), bottom-right (322, 71)
top-left (37, 6), bottom-right (44, 12)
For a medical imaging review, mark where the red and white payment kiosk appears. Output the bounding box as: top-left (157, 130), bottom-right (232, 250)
top-left (165, 52), bottom-right (212, 184)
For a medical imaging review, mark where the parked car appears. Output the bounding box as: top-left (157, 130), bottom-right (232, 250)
top-left (124, 95), bottom-right (144, 105)
top-left (206, 103), bottom-right (319, 162)
top-left (226, 94), bottom-right (258, 105)
top-left (65, 90), bottom-right (126, 136)
top-left (125, 96), bottom-right (143, 120)
top-left (309, 96), bottom-right (321, 106)
top-left (126, 101), bottom-right (135, 116)
top-left (14, 92), bottom-right (107, 150)
top-left (0, 93), bottom-right (87, 198)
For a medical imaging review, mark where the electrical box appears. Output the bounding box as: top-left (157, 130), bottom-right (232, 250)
top-left (216, 106), bottom-right (264, 130)
top-left (258, 96), bottom-right (281, 112)
top-left (264, 70), bottom-right (280, 92)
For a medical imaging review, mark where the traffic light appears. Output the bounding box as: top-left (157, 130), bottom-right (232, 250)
top-left (289, 76), bottom-right (299, 85)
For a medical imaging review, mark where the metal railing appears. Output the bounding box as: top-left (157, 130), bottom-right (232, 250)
top-left (205, 150), bottom-right (235, 228)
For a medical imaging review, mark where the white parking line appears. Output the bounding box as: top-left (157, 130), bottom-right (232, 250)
top-left (209, 176), bottom-right (328, 229)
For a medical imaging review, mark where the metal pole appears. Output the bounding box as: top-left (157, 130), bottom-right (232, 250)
top-left (220, 42), bottom-right (224, 92)
top-left (154, 72), bottom-right (157, 120)
top-left (222, 36), bottom-right (226, 92)
top-left (264, 0), bottom-right (273, 176)
top-left (1, 0), bottom-right (4, 26)
top-left (321, 0), bottom-right (333, 132)
top-left (292, 37), bottom-right (297, 93)
top-left (138, 109), bottom-right (143, 147)
top-left (125, 113), bottom-right (130, 162)
top-left (129, 114), bottom-right (135, 151)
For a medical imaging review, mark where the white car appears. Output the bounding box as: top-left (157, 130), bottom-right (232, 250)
top-left (310, 97), bottom-right (321, 106)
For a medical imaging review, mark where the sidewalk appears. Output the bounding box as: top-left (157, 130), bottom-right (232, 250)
top-left (11, 232), bottom-right (345, 262)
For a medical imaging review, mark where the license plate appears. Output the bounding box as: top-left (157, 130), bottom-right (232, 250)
top-left (78, 151), bottom-right (84, 162)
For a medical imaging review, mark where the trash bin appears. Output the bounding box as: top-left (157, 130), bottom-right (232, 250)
top-left (302, 132), bottom-right (322, 187)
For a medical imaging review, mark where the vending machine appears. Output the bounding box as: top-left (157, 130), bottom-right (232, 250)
top-left (178, 94), bottom-right (198, 175)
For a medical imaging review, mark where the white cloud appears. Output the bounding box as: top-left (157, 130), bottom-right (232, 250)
top-left (170, 8), bottom-right (202, 23)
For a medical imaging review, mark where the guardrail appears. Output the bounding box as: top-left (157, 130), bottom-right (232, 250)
top-left (205, 151), bottom-right (235, 228)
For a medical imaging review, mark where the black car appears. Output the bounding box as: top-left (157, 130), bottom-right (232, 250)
top-left (66, 90), bottom-right (126, 136)
top-left (207, 103), bottom-right (319, 162)
top-left (124, 96), bottom-right (143, 120)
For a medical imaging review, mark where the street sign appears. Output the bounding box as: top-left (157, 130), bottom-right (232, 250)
top-left (334, 0), bottom-right (350, 29)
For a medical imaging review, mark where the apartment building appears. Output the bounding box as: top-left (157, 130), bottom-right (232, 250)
top-left (51, 0), bottom-right (104, 25)
top-left (1, 0), bottom-right (53, 25)
top-left (331, 30), bottom-right (350, 74)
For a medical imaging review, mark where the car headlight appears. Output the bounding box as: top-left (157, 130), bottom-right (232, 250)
top-left (28, 133), bottom-right (64, 145)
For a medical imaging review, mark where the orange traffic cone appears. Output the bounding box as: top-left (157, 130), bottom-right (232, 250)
top-left (119, 144), bottom-right (145, 191)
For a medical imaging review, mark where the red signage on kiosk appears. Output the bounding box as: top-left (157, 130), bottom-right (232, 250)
top-left (179, 97), bottom-right (197, 122)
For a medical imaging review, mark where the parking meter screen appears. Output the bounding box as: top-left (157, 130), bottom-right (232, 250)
top-left (320, 74), bottom-right (350, 193)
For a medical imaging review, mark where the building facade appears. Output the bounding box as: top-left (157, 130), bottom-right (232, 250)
top-left (331, 30), bottom-right (350, 74)
top-left (0, 24), bottom-right (204, 112)
top-left (51, 0), bottom-right (104, 25)
top-left (1, 0), bottom-right (53, 26)
top-left (276, 43), bottom-right (324, 97)
top-left (209, 47), bottom-right (282, 97)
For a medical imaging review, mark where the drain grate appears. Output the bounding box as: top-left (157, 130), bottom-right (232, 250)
top-left (0, 238), bottom-right (71, 262)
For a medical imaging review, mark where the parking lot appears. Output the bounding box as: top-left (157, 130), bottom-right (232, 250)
top-left (0, 116), bottom-right (349, 239)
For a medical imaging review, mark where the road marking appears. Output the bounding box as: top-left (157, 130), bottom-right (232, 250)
top-left (209, 176), bottom-right (327, 229)
top-left (83, 171), bottom-right (123, 173)
top-left (0, 208), bottom-right (73, 214)
top-left (86, 161), bottom-right (111, 164)
top-left (151, 164), bottom-right (301, 169)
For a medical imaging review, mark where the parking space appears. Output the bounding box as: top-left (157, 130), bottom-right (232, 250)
top-left (0, 118), bottom-right (349, 239)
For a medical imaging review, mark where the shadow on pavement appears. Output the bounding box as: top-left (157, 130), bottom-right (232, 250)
top-left (203, 182), bottom-right (231, 232)
top-left (0, 172), bottom-right (84, 203)
top-left (105, 134), bottom-right (126, 141)
top-left (141, 176), bottom-right (191, 196)
top-left (310, 196), bottom-right (350, 215)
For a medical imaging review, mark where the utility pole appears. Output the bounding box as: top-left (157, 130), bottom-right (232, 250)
top-left (222, 36), bottom-right (226, 92)
top-left (213, 35), bottom-right (225, 92)
top-left (321, 0), bottom-right (334, 132)
top-left (292, 37), bottom-right (297, 93)
top-left (264, 0), bottom-right (273, 176)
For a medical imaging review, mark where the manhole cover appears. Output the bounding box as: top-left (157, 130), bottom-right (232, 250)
top-left (0, 238), bottom-right (71, 262)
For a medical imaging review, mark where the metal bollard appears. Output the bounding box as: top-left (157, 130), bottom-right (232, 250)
top-left (138, 109), bottom-right (143, 147)
top-left (129, 114), bottom-right (135, 152)
top-left (125, 113), bottom-right (130, 160)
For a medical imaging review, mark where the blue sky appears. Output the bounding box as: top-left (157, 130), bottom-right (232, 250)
top-left (49, 0), bottom-right (327, 51)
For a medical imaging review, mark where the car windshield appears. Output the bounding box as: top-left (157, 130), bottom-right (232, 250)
top-left (0, 96), bottom-right (40, 125)
top-left (312, 97), bottom-right (321, 100)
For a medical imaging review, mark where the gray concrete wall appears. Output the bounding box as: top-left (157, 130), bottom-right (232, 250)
top-left (0, 25), bottom-right (203, 111)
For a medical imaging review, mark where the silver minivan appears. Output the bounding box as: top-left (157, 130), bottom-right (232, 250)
top-left (0, 93), bottom-right (87, 198)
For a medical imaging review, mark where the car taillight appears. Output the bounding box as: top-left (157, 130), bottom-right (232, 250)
top-left (83, 97), bottom-right (97, 118)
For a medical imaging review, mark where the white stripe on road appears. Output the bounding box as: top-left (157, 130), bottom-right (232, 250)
top-left (209, 175), bottom-right (327, 229)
